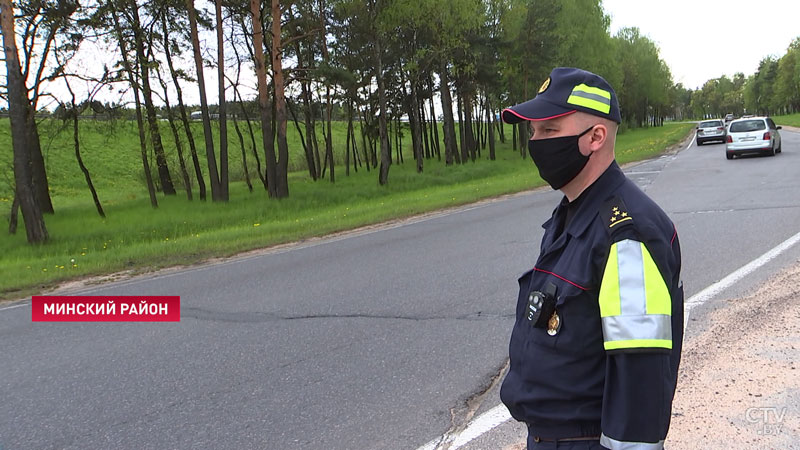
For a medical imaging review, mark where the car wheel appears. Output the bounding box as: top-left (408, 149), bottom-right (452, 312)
top-left (777, 142), bottom-right (782, 153)
top-left (767, 146), bottom-right (775, 157)
top-left (726, 153), bottom-right (733, 160)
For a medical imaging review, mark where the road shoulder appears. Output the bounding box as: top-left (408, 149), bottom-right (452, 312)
top-left (668, 262), bottom-right (800, 448)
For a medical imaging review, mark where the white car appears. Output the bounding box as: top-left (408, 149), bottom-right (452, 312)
top-left (696, 119), bottom-right (726, 145)
top-left (725, 117), bottom-right (782, 160)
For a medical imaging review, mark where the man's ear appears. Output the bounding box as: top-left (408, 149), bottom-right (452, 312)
top-left (586, 124), bottom-right (607, 152)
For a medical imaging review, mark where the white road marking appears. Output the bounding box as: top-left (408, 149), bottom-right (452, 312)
top-left (417, 228), bottom-right (800, 450)
top-left (683, 229), bottom-right (800, 330)
top-left (686, 132), bottom-right (696, 151)
top-left (0, 302), bottom-right (28, 311)
top-left (416, 404), bottom-right (512, 450)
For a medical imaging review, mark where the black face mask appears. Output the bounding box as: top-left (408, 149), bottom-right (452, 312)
top-left (528, 126), bottom-right (594, 190)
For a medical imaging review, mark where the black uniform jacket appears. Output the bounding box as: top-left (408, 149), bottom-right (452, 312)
top-left (500, 161), bottom-right (683, 448)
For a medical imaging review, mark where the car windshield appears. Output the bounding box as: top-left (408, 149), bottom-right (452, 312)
top-left (700, 121), bottom-right (723, 128)
top-left (729, 120), bottom-right (766, 132)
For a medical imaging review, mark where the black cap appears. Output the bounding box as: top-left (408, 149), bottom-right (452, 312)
top-left (502, 67), bottom-right (621, 124)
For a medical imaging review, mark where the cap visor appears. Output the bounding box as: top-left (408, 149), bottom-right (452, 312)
top-left (501, 98), bottom-right (576, 124)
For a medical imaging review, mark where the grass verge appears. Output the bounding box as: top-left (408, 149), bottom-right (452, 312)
top-left (774, 113), bottom-right (800, 128)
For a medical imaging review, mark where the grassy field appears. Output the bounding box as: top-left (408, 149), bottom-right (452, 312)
top-left (0, 119), bottom-right (693, 298)
top-left (774, 113), bottom-right (800, 127)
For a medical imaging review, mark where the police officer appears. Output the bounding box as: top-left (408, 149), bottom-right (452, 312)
top-left (499, 67), bottom-right (683, 450)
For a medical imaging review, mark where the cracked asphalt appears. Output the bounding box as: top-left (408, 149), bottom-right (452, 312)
top-left (2, 128), bottom-right (800, 449)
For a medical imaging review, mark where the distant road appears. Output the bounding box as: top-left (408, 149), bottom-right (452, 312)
top-left (3, 130), bottom-right (800, 449)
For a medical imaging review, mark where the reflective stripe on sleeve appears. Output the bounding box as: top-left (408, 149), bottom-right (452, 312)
top-left (598, 239), bottom-right (672, 351)
top-left (600, 433), bottom-right (665, 450)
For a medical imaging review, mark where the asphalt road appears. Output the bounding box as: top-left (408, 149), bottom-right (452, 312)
top-left (2, 129), bottom-right (800, 450)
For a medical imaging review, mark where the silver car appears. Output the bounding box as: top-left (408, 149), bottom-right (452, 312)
top-left (725, 117), bottom-right (782, 159)
top-left (696, 119), bottom-right (726, 145)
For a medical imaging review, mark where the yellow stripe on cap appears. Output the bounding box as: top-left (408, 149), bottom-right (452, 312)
top-left (567, 83), bottom-right (611, 114)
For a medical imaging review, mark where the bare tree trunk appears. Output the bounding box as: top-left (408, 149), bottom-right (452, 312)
top-left (187, 0), bottom-right (222, 200)
top-left (420, 97), bottom-right (430, 159)
top-left (358, 105), bottom-right (370, 172)
top-left (1, 0), bottom-right (48, 242)
top-left (109, 4), bottom-right (157, 208)
top-left (8, 196), bottom-right (18, 234)
top-left (162, 14), bottom-right (205, 200)
top-left (129, 0), bottom-right (175, 196)
top-left (344, 105), bottom-right (351, 176)
top-left (319, 0), bottom-right (334, 183)
top-left (464, 90), bottom-right (476, 162)
top-left (456, 91), bottom-right (469, 163)
top-left (408, 79), bottom-right (423, 173)
top-left (232, 114), bottom-right (253, 192)
top-left (439, 62), bottom-right (459, 165)
top-left (67, 98), bottom-right (105, 217)
top-left (250, 0), bottom-right (277, 197)
top-left (292, 40), bottom-right (317, 181)
top-left (487, 98), bottom-right (496, 161)
top-left (428, 83), bottom-right (441, 161)
top-left (228, 23), bottom-right (266, 192)
top-left (375, 35), bottom-right (391, 185)
top-left (215, 0), bottom-right (229, 201)
top-left (155, 64), bottom-right (193, 200)
top-left (270, 0), bottom-right (289, 197)
top-left (28, 121), bottom-right (53, 213)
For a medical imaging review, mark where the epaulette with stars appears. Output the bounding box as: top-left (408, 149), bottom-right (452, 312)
top-left (600, 195), bottom-right (634, 236)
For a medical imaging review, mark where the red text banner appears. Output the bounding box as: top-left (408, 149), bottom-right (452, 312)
top-left (31, 296), bottom-right (180, 322)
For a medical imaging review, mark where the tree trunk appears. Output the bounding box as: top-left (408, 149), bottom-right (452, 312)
top-left (110, 4), bottom-right (157, 208)
top-left (439, 62), bottom-right (459, 165)
top-left (497, 108), bottom-right (505, 143)
top-left (293, 41), bottom-right (317, 181)
top-left (155, 63), bottom-right (192, 200)
top-left (287, 97), bottom-right (315, 181)
top-left (232, 114), bottom-right (253, 192)
top-left (8, 196), bottom-right (18, 235)
top-left (66, 94), bottom-right (105, 218)
top-left (463, 90), bottom-right (476, 162)
top-left (270, 0), bottom-right (289, 197)
top-left (487, 99), bottom-right (496, 161)
top-left (319, 1), bottom-right (334, 183)
top-left (345, 104), bottom-right (351, 176)
top-left (28, 120), bottom-right (53, 214)
top-left (162, 14), bottom-right (205, 200)
top-left (1, 0), bottom-right (48, 242)
top-left (129, 0), bottom-right (175, 196)
top-left (249, 0), bottom-right (277, 196)
top-left (215, 0), bottom-right (229, 201)
top-left (358, 106), bottom-right (370, 172)
top-left (420, 97), bottom-right (430, 159)
top-left (375, 36), bottom-right (391, 185)
top-left (428, 84), bottom-right (441, 161)
top-left (408, 80), bottom-right (423, 173)
top-left (187, 0), bottom-right (222, 200)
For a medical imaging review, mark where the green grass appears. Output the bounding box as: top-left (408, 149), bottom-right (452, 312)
top-left (774, 113), bottom-right (800, 128)
top-left (0, 120), bottom-right (693, 298)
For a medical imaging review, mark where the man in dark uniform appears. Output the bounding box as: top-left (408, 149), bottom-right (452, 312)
top-left (499, 67), bottom-right (683, 450)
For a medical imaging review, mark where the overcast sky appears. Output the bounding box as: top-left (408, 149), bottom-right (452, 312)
top-left (10, 1), bottom-right (800, 111)
top-left (603, 0), bottom-right (800, 89)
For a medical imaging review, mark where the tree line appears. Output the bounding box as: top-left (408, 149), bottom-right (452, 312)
top-left (2, 0), bottom-right (682, 244)
top-left (684, 37), bottom-right (800, 119)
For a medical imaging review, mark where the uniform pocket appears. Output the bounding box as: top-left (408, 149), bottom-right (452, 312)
top-left (551, 283), bottom-right (604, 356)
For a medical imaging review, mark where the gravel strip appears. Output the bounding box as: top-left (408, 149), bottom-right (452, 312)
top-left (668, 262), bottom-right (800, 449)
